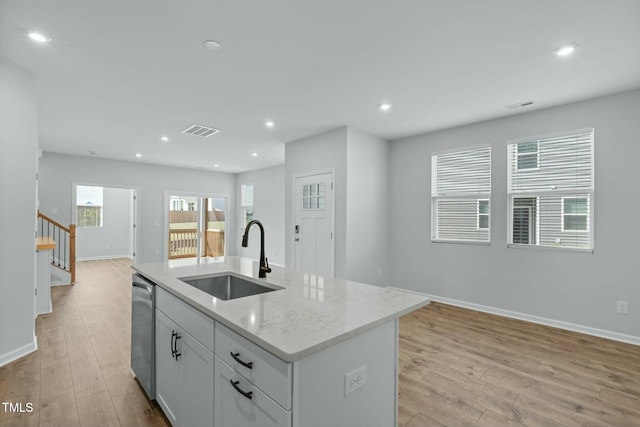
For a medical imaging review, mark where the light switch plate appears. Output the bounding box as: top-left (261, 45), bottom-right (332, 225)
top-left (344, 365), bottom-right (367, 396)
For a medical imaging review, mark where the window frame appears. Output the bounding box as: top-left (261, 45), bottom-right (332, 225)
top-left (75, 185), bottom-right (104, 229)
top-left (301, 183), bottom-right (326, 211)
top-left (561, 196), bottom-right (589, 233)
top-left (240, 183), bottom-right (254, 229)
top-left (515, 141), bottom-right (540, 171)
top-left (507, 128), bottom-right (594, 252)
top-left (477, 199), bottom-right (490, 230)
top-left (431, 144), bottom-right (492, 245)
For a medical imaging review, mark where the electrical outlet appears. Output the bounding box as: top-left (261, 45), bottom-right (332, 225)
top-left (344, 365), bottom-right (367, 396)
top-left (617, 301), bottom-right (629, 315)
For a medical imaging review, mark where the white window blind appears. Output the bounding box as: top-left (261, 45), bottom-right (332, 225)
top-left (431, 146), bottom-right (491, 243)
top-left (507, 129), bottom-right (594, 250)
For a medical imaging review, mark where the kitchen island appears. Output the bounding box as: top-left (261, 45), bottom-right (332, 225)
top-left (133, 256), bottom-right (429, 427)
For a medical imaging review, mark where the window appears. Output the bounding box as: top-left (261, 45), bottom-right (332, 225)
top-left (431, 146), bottom-right (491, 243)
top-left (302, 183), bottom-right (325, 210)
top-left (516, 141), bottom-right (539, 170)
top-left (562, 197), bottom-right (588, 232)
top-left (76, 185), bottom-right (103, 228)
top-left (240, 184), bottom-right (254, 229)
top-left (477, 200), bottom-right (489, 230)
top-left (507, 129), bottom-right (594, 250)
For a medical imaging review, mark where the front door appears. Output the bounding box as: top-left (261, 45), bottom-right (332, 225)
top-left (293, 172), bottom-right (334, 277)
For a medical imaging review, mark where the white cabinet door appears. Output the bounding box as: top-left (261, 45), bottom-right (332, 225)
top-left (181, 331), bottom-right (214, 427)
top-left (215, 357), bottom-right (291, 427)
top-left (156, 309), bottom-right (181, 426)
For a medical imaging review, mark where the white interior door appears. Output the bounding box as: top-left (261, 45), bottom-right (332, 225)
top-left (293, 172), bottom-right (334, 277)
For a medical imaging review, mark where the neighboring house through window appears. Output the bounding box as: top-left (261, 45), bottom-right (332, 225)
top-left (431, 145), bottom-right (492, 243)
top-left (507, 129), bottom-right (594, 250)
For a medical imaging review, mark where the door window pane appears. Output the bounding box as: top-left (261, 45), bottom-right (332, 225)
top-left (302, 183), bottom-right (326, 211)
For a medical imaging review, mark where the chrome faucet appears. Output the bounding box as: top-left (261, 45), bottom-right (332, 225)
top-left (241, 219), bottom-right (272, 278)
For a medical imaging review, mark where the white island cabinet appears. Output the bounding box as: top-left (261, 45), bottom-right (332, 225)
top-left (155, 287), bottom-right (214, 427)
top-left (133, 257), bottom-right (429, 427)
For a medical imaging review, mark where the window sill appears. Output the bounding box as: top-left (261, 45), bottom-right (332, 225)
top-left (432, 239), bottom-right (490, 246)
top-left (507, 244), bottom-right (594, 254)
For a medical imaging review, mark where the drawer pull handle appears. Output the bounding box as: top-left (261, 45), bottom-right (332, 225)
top-left (172, 330), bottom-right (182, 360)
top-left (230, 380), bottom-right (253, 400)
top-left (174, 333), bottom-right (182, 360)
top-left (171, 330), bottom-right (177, 359)
top-left (230, 352), bottom-right (253, 369)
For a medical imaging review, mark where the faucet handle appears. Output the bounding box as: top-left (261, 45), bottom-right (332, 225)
top-left (264, 257), bottom-right (272, 273)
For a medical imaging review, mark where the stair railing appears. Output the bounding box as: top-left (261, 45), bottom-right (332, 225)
top-left (37, 211), bottom-right (76, 284)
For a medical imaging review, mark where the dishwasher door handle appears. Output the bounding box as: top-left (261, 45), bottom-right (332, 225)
top-left (132, 281), bottom-right (153, 296)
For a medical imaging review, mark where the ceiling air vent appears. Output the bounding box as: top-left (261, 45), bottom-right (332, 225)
top-left (181, 124), bottom-right (220, 138)
top-left (505, 100), bottom-right (534, 110)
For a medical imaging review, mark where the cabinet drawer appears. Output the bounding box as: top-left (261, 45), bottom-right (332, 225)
top-left (156, 287), bottom-right (214, 352)
top-left (215, 323), bottom-right (292, 409)
top-left (215, 356), bottom-right (291, 427)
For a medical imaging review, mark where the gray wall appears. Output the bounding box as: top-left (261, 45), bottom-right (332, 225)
top-left (236, 165), bottom-right (285, 266)
top-left (346, 128), bottom-right (390, 286)
top-left (0, 57), bottom-right (37, 365)
top-left (389, 89), bottom-right (640, 338)
top-left (285, 127), bottom-right (348, 277)
top-left (284, 126), bottom-right (391, 286)
top-left (76, 187), bottom-right (133, 260)
top-left (38, 153), bottom-right (237, 263)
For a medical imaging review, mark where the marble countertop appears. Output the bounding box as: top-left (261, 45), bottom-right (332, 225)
top-left (133, 257), bottom-right (429, 362)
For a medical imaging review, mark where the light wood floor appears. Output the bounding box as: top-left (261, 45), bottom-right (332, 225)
top-left (1, 260), bottom-right (639, 427)
top-left (398, 303), bottom-right (640, 427)
top-left (0, 258), bottom-right (169, 427)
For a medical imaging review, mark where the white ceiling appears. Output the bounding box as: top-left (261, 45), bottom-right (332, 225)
top-left (1, 0), bottom-right (639, 173)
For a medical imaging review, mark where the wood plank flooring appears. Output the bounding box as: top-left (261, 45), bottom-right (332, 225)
top-left (0, 258), bottom-right (168, 427)
top-left (2, 259), bottom-right (639, 426)
top-left (399, 303), bottom-right (640, 427)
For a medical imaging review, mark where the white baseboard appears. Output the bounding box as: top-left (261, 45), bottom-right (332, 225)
top-left (0, 338), bottom-right (37, 367)
top-left (77, 254), bottom-right (133, 262)
top-left (386, 287), bottom-right (640, 347)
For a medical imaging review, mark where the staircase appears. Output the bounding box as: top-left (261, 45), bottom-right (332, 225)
top-left (37, 211), bottom-right (76, 284)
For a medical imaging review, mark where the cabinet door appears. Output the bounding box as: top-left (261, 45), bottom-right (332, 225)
top-left (215, 357), bottom-right (291, 427)
top-left (181, 331), bottom-right (214, 427)
top-left (155, 309), bottom-right (182, 427)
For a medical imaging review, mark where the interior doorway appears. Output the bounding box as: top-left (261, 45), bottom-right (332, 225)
top-left (72, 184), bottom-right (138, 263)
top-left (293, 171), bottom-right (334, 277)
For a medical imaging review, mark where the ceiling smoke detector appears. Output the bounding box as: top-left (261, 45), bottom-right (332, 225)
top-left (505, 100), bottom-right (534, 110)
top-left (181, 124), bottom-right (220, 138)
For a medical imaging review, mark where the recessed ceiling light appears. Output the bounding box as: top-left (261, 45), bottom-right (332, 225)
top-left (379, 103), bottom-right (392, 112)
top-left (204, 40), bottom-right (222, 51)
top-left (160, 136), bottom-right (169, 142)
top-left (265, 120), bottom-right (275, 128)
top-left (135, 153), bottom-right (142, 158)
top-left (555, 44), bottom-right (577, 57)
top-left (28, 32), bottom-right (50, 43)
top-left (213, 163), bottom-right (219, 168)
top-left (251, 152), bottom-right (258, 157)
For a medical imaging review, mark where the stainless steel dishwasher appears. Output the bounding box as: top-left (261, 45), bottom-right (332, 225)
top-left (131, 273), bottom-right (155, 400)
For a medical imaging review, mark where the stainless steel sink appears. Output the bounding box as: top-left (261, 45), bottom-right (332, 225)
top-left (178, 273), bottom-right (282, 301)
